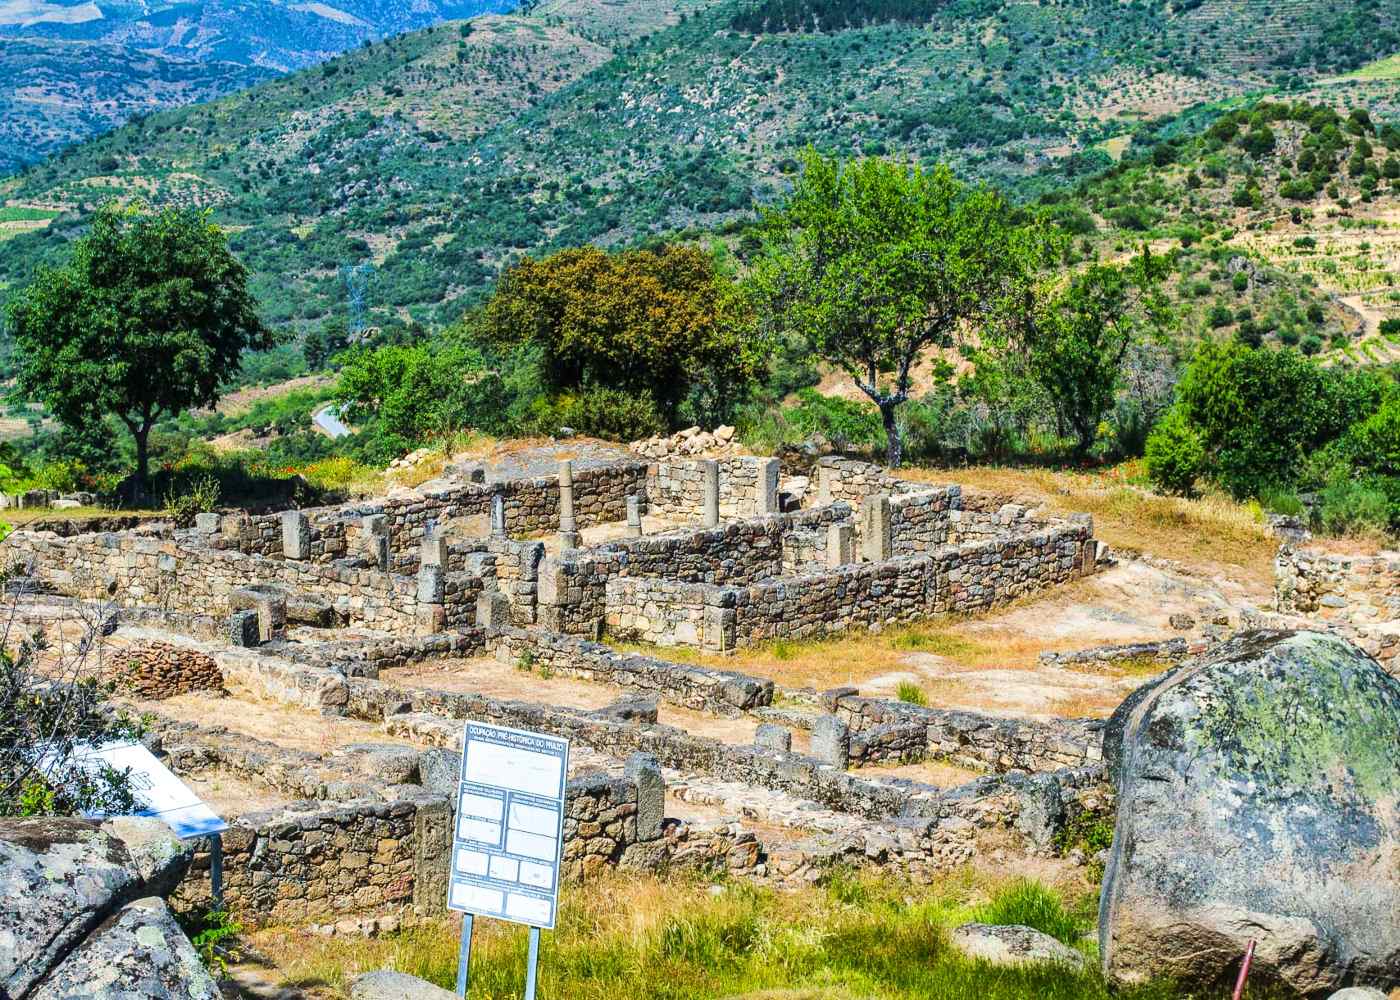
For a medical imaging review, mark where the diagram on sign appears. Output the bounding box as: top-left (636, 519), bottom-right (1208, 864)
top-left (448, 722), bottom-right (570, 930)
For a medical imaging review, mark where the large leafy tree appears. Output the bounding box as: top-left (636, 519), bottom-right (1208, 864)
top-left (751, 150), bottom-right (1044, 466)
top-left (6, 204), bottom-right (269, 498)
top-left (482, 244), bottom-right (760, 425)
top-left (1006, 248), bottom-right (1169, 457)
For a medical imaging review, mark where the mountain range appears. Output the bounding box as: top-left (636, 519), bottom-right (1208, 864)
top-left (0, 0), bottom-right (518, 170)
top-left (1, 0), bottom-right (1399, 354)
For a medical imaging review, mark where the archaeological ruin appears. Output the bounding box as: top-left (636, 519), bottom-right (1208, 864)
top-left (1, 449), bottom-right (1150, 933)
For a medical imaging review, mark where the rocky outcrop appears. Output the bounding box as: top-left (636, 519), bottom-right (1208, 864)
top-left (1099, 630), bottom-right (1400, 996)
top-left (351, 969), bottom-right (457, 999)
top-left (0, 816), bottom-right (214, 1000)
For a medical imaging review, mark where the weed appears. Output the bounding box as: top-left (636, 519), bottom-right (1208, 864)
top-left (974, 880), bottom-right (1084, 945)
top-left (516, 650), bottom-right (536, 673)
top-left (163, 474), bottom-right (221, 528)
top-left (896, 681), bottom-right (928, 706)
top-left (180, 907), bottom-right (243, 978)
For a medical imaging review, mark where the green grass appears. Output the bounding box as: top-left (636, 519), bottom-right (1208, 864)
top-left (972, 881), bottom-right (1085, 946)
top-left (254, 872), bottom-right (1209, 1000)
top-left (896, 680), bottom-right (928, 706)
top-left (1332, 52), bottom-right (1400, 81)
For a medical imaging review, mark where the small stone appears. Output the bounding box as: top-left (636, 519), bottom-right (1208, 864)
top-left (950, 924), bottom-right (1085, 970)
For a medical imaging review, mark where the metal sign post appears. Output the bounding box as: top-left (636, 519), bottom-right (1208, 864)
top-left (446, 721), bottom-right (570, 998)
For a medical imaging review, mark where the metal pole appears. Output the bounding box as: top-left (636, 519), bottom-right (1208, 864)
top-left (455, 913), bottom-right (474, 997)
top-left (524, 926), bottom-right (541, 1000)
top-left (209, 834), bottom-right (224, 911)
top-left (1231, 939), bottom-right (1256, 1000)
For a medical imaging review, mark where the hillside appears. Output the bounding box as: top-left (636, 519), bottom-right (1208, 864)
top-left (2, 0), bottom-right (1400, 341)
top-left (0, 0), bottom-right (519, 169)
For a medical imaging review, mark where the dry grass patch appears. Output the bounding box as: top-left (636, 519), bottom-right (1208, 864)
top-left (901, 462), bottom-right (1276, 589)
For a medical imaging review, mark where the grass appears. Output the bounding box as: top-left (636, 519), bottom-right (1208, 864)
top-left (246, 871), bottom-right (1202, 1000)
top-left (901, 462), bottom-right (1277, 589)
top-left (895, 680), bottom-right (928, 706)
top-left (0, 206), bottom-right (59, 223)
top-left (1329, 52), bottom-right (1400, 81)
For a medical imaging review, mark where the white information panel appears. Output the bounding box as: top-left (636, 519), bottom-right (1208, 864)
top-left (55, 740), bottom-right (228, 840)
top-left (447, 722), bottom-right (569, 930)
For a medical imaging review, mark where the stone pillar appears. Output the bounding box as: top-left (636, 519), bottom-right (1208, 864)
top-left (754, 723), bottom-right (792, 753)
top-left (417, 564), bottom-right (445, 605)
top-left (231, 587), bottom-right (286, 643)
top-left (625, 752), bottom-right (665, 842)
top-left (490, 494), bottom-right (507, 540)
top-left (227, 610), bottom-right (260, 648)
top-left (557, 460), bottom-right (580, 550)
top-left (860, 495), bottom-right (892, 562)
top-left (701, 603), bottom-right (736, 653)
top-left (626, 495), bottom-right (643, 538)
top-left (362, 514), bottom-right (389, 570)
top-left (281, 510), bottom-right (310, 560)
top-left (816, 465), bottom-right (834, 506)
top-left (420, 532), bottom-right (449, 568)
top-left (811, 715), bottom-right (850, 768)
top-left (827, 522), bottom-right (854, 567)
top-left (476, 590), bottom-right (511, 628)
top-left (756, 458), bottom-right (780, 515)
top-left (702, 459), bottom-right (720, 528)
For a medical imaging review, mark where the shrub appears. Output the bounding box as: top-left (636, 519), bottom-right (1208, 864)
top-left (162, 474), bottom-right (220, 528)
top-left (1145, 407), bottom-right (1206, 495)
top-left (1316, 479), bottom-right (1391, 537)
top-left (525, 388), bottom-right (666, 442)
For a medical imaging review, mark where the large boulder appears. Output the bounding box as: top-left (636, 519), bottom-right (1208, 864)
top-left (351, 969), bottom-right (458, 999)
top-left (1099, 630), bottom-right (1400, 996)
top-left (949, 923), bottom-right (1086, 970)
top-left (0, 817), bottom-right (203, 1000)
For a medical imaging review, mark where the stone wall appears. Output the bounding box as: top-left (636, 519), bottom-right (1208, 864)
top-left (814, 457), bottom-right (921, 506)
top-left (604, 577), bottom-right (719, 650)
top-left (489, 628), bottom-right (772, 715)
top-left (1274, 543), bottom-right (1400, 624)
top-left (537, 507), bottom-right (849, 636)
top-left (888, 487), bottom-right (961, 555)
top-left (648, 457), bottom-right (780, 519)
top-left (833, 694), bottom-right (1104, 773)
top-left (8, 527), bottom-right (430, 633)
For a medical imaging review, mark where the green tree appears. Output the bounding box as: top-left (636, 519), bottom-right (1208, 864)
top-left (751, 150), bottom-right (1042, 466)
top-left (5, 204), bottom-right (269, 498)
top-left (483, 244), bottom-right (759, 426)
top-left (336, 341), bottom-right (508, 445)
top-left (1007, 248), bottom-right (1168, 457)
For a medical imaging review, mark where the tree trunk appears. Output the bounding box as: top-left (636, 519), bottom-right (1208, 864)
top-left (880, 401), bottom-right (903, 468)
top-left (133, 423), bottom-right (152, 505)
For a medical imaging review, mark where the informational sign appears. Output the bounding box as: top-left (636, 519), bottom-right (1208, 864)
top-left (447, 722), bottom-right (569, 931)
top-left (51, 740), bottom-right (228, 840)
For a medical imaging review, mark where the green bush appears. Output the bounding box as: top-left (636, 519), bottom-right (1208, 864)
top-left (896, 681), bottom-right (928, 706)
top-left (162, 474), bottom-right (222, 528)
top-left (525, 388), bottom-right (666, 442)
top-left (1145, 407), bottom-right (1206, 495)
top-left (1317, 479), bottom-right (1392, 537)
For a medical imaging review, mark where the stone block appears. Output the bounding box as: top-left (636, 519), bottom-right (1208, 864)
top-left (859, 495), bottom-right (892, 562)
top-left (625, 752), bottom-right (665, 842)
top-left (229, 586), bottom-right (287, 643)
top-left (369, 535), bottom-right (390, 571)
top-left (416, 565), bottom-right (445, 604)
top-left (827, 522), bottom-right (854, 567)
top-left (227, 610), bottom-right (260, 648)
top-left (626, 495), bottom-right (643, 538)
top-left (476, 590), bottom-right (511, 628)
top-left (420, 534), bottom-right (449, 567)
top-left (194, 512), bottom-right (221, 534)
top-left (811, 715), bottom-right (850, 768)
top-left (281, 510), bottom-right (310, 560)
top-left (754, 723), bottom-right (792, 753)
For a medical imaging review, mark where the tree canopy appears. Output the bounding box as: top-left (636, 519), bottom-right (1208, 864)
top-left (5, 203), bottom-right (269, 496)
top-left (750, 150), bottom-right (1045, 466)
top-left (481, 244), bottom-right (761, 424)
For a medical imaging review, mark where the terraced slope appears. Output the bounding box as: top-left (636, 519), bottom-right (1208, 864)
top-left (1, 0), bottom-right (1398, 342)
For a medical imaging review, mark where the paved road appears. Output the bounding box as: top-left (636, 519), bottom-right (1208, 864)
top-left (313, 404), bottom-right (350, 439)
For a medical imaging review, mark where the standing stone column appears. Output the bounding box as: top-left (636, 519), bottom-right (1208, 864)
top-left (860, 495), bottom-right (892, 562)
top-left (756, 458), bottom-right (780, 515)
top-left (702, 459), bottom-right (720, 528)
top-left (362, 514), bottom-right (389, 570)
top-left (490, 494), bottom-right (508, 540)
top-left (557, 460), bottom-right (581, 550)
top-left (421, 529), bottom-right (449, 568)
top-left (827, 522), bottom-right (854, 567)
top-left (816, 465), bottom-right (834, 506)
top-left (281, 510), bottom-right (310, 560)
top-left (626, 495), bottom-right (643, 538)
top-left (625, 752), bottom-right (665, 842)
top-left (811, 715), bottom-right (850, 768)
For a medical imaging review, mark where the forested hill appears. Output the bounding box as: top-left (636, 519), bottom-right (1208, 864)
top-left (0, 0), bottom-right (520, 170)
top-left (1, 0), bottom-right (1398, 340)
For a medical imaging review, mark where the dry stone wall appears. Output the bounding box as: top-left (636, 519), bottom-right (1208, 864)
top-left (1274, 544), bottom-right (1400, 623)
top-left (109, 642), bottom-right (223, 700)
top-left (888, 487), bottom-right (961, 555)
top-left (648, 457), bottom-right (780, 519)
